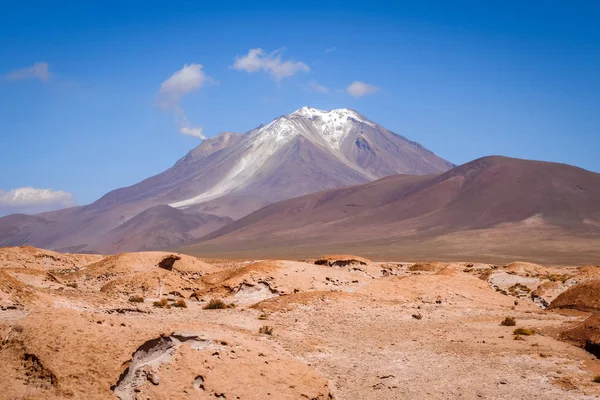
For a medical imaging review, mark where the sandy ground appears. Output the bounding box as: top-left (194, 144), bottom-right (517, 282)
top-left (1, 247), bottom-right (600, 399)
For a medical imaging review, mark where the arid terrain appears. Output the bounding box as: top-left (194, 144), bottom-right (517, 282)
top-left (183, 156), bottom-right (600, 264)
top-left (2, 246), bottom-right (600, 399)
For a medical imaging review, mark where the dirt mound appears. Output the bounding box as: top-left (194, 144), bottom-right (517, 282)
top-left (61, 252), bottom-right (216, 297)
top-left (197, 260), bottom-right (375, 306)
top-left (134, 334), bottom-right (334, 400)
top-left (575, 266), bottom-right (600, 280)
top-left (358, 272), bottom-right (519, 308)
top-left (0, 246), bottom-right (102, 271)
top-left (559, 313), bottom-right (600, 358)
top-left (73, 252), bottom-right (214, 276)
top-left (202, 261), bottom-right (281, 287)
top-left (408, 262), bottom-right (446, 272)
top-left (0, 270), bottom-right (38, 307)
top-left (531, 281), bottom-right (565, 308)
top-left (504, 261), bottom-right (549, 276)
top-left (0, 307), bottom-right (334, 400)
top-left (314, 254), bottom-right (371, 267)
top-left (252, 290), bottom-right (351, 313)
top-left (197, 261), bottom-right (282, 304)
top-left (548, 280), bottom-right (600, 312)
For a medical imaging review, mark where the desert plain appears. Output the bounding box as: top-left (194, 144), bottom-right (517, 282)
top-left (1, 246), bottom-right (600, 399)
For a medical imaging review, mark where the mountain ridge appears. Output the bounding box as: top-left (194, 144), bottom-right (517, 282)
top-left (0, 107), bottom-right (452, 253)
top-left (178, 155), bottom-right (600, 264)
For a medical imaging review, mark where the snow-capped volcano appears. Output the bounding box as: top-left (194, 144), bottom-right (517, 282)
top-left (170, 106), bottom-right (452, 209)
top-left (0, 107), bottom-right (453, 253)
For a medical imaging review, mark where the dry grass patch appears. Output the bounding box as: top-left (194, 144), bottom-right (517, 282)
top-left (259, 325), bottom-right (274, 335)
top-left (128, 295), bottom-right (144, 303)
top-left (204, 299), bottom-right (227, 310)
top-left (546, 274), bottom-right (572, 283)
top-left (408, 262), bottom-right (443, 272)
top-left (153, 298), bottom-right (170, 308)
top-left (173, 299), bottom-right (187, 308)
top-left (508, 283), bottom-right (531, 294)
top-left (513, 327), bottom-right (535, 336)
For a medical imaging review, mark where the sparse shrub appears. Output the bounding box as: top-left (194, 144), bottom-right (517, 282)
top-left (508, 283), bottom-right (531, 294)
top-left (546, 274), bottom-right (571, 283)
top-left (153, 298), bottom-right (170, 308)
top-left (478, 270), bottom-right (493, 281)
top-left (259, 325), bottom-right (274, 335)
top-left (514, 335), bottom-right (525, 341)
top-left (227, 303), bottom-right (236, 309)
top-left (501, 316), bottom-right (516, 326)
top-left (594, 376), bottom-right (600, 383)
top-left (66, 282), bottom-right (78, 289)
top-left (513, 327), bottom-right (535, 336)
top-left (128, 295), bottom-right (144, 303)
top-left (258, 313), bottom-right (269, 320)
top-left (204, 299), bottom-right (227, 310)
top-left (173, 299), bottom-right (187, 308)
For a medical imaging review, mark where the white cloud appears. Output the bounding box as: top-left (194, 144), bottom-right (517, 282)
top-left (325, 47), bottom-right (337, 54)
top-left (0, 187), bottom-right (76, 216)
top-left (179, 125), bottom-right (205, 138)
top-left (157, 64), bottom-right (212, 139)
top-left (306, 80), bottom-right (329, 93)
top-left (179, 116), bottom-right (206, 139)
top-left (346, 81), bottom-right (380, 98)
top-left (231, 48), bottom-right (309, 80)
top-left (157, 63), bottom-right (211, 111)
top-left (5, 62), bottom-right (51, 82)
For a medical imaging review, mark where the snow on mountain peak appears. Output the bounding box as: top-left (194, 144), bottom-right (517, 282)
top-left (290, 106), bottom-right (371, 125)
top-left (170, 107), bottom-right (379, 209)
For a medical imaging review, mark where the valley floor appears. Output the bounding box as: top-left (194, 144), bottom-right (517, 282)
top-left (1, 247), bottom-right (600, 399)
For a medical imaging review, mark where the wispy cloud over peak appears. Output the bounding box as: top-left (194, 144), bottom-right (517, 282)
top-left (179, 116), bottom-right (206, 139)
top-left (157, 63), bottom-right (212, 111)
top-left (346, 81), bottom-right (380, 98)
top-left (231, 48), bottom-right (309, 80)
top-left (157, 64), bottom-right (212, 139)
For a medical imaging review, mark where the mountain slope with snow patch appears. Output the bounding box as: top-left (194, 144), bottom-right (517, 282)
top-left (0, 107), bottom-right (452, 252)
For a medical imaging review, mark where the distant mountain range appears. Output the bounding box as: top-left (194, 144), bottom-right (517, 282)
top-left (0, 107), bottom-right (452, 253)
top-left (179, 156), bottom-right (600, 265)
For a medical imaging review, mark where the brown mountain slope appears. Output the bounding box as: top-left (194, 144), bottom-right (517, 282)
top-left (94, 205), bottom-right (233, 253)
top-left (179, 156), bottom-right (600, 264)
top-left (0, 107), bottom-right (452, 253)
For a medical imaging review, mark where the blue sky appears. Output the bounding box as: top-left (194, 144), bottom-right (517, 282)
top-left (1, 0), bottom-right (599, 213)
